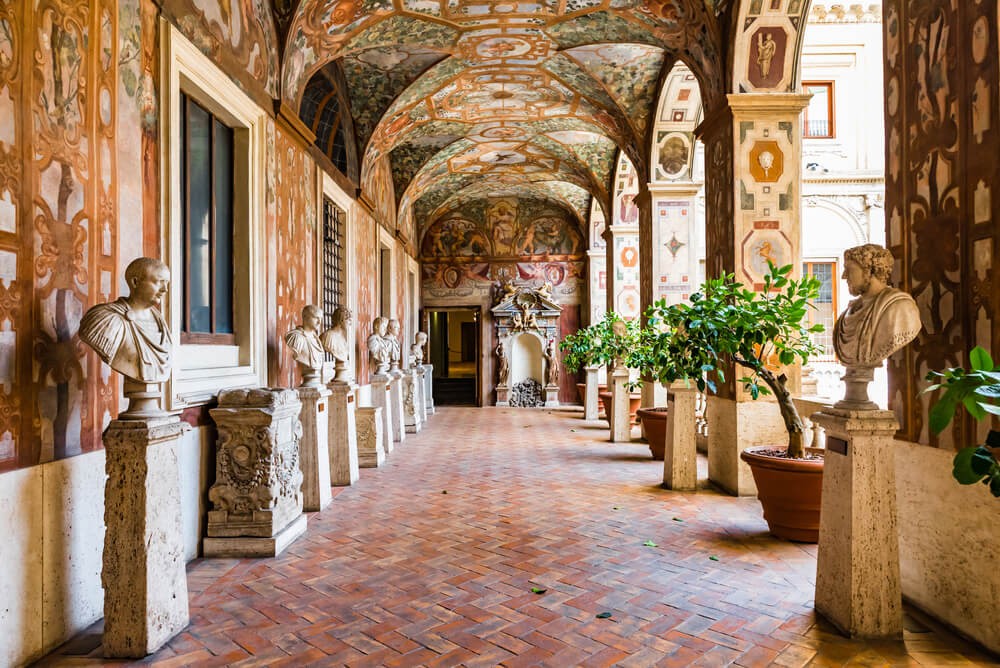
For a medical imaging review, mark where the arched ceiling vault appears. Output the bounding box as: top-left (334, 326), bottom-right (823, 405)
top-left (284, 0), bottom-right (727, 241)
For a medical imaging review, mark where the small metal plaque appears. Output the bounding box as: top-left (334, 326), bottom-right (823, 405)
top-left (827, 436), bottom-right (848, 456)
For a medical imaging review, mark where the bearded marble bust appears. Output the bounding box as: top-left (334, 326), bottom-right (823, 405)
top-left (368, 317), bottom-right (391, 376)
top-left (284, 305), bottom-right (325, 387)
top-left (321, 306), bottom-right (353, 382)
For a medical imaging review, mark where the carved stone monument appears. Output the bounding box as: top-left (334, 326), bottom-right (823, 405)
top-left (356, 406), bottom-right (386, 468)
top-left (79, 257), bottom-right (188, 657)
top-left (204, 388), bottom-right (307, 557)
top-left (814, 244), bottom-right (921, 639)
top-left (492, 283), bottom-right (562, 407)
top-left (284, 305), bottom-right (326, 388)
top-left (320, 306), bottom-right (354, 383)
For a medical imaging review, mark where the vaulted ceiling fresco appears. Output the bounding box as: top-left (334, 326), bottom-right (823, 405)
top-left (284, 0), bottom-right (727, 243)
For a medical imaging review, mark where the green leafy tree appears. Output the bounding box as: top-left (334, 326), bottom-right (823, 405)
top-left (559, 311), bottom-right (640, 373)
top-left (924, 346), bottom-right (1000, 497)
top-left (643, 263), bottom-right (824, 459)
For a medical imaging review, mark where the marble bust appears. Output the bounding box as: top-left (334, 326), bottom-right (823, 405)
top-left (410, 331), bottom-right (427, 367)
top-left (284, 305), bottom-right (325, 387)
top-left (79, 257), bottom-right (172, 419)
top-left (368, 317), bottom-right (391, 376)
top-left (387, 318), bottom-right (402, 372)
top-left (833, 244), bottom-right (921, 409)
top-left (320, 306), bottom-right (353, 382)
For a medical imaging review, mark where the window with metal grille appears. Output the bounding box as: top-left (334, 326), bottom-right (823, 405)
top-left (180, 92), bottom-right (235, 343)
top-left (321, 196), bottom-right (346, 344)
top-left (803, 261), bottom-right (837, 359)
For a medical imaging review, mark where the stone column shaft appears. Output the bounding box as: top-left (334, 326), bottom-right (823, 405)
top-left (328, 382), bottom-right (360, 486)
top-left (298, 386), bottom-right (332, 511)
top-left (610, 365), bottom-right (631, 442)
top-left (584, 366), bottom-right (600, 421)
top-left (102, 418), bottom-right (189, 658)
top-left (422, 364), bottom-right (435, 415)
top-left (663, 382), bottom-right (698, 491)
top-left (813, 409), bottom-right (902, 638)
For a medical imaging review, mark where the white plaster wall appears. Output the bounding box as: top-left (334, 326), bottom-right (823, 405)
top-left (0, 426), bottom-right (216, 666)
top-left (895, 440), bottom-right (1000, 654)
top-left (510, 332), bottom-right (543, 387)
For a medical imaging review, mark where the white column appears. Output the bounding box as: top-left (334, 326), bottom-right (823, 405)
top-left (422, 363), bottom-right (435, 415)
top-left (328, 381), bottom-right (360, 486)
top-left (371, 375), bottom-right (395, 454)
top-left (610, 365), bottom-right (631, 442)
top-left (389, 372), bottom-right (407, 443)
top-left (584, 366), bottom-right (600, 421)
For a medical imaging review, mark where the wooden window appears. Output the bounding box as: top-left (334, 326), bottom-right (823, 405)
top-left (180, 93), bottom-right (234, 343)
top-left (803, 82), bottom-right (835, 139)
top-left (321, 196), bottom-right (346, 352)
top-left (803, 261), bottom-right (837, 358)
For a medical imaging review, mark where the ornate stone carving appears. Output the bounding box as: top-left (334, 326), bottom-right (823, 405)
top-left (367, 316), bottom-right (392, 376)
top-left (511, 379), bottom-right (543, 407)
top-left (356, 406), bottom-right (386, 468)
top-left (492, 282), bottom-right (562, 407)
top-left (284, 305), bottom-right (325, 387)
top-left (207, 388), bottom-right (304, 539)
top-left (79, 257), bottom-right (172, 419)
top-left (833, 244), bottom-right (921, 410)
top-left (321, 306), bottom-right (353, 382)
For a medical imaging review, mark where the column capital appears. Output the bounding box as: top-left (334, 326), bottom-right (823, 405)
top-left (697, 92), bottom-right (812, 140)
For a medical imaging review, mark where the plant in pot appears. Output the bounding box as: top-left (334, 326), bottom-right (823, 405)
top-left (924, 346), bottom-right (1000, 497)
top-left (594, 313), bottom-right (643, 425)
top-left (671, 263), bottom-right (825, 541)
top-left (559, 323), bottom-right (604, 405)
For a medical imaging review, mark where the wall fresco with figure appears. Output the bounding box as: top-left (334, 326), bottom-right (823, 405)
top-left (161, 0), bottom-right (279, 108)
top-left (883, 0), bottom-right (1000, 448)
top-left (353, 206), bottom-right (378, 384)
top-left (268, 125), bottom-right (317, 388)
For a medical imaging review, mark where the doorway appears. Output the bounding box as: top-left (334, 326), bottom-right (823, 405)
top-left (426, 307), bottom-right (481, 406)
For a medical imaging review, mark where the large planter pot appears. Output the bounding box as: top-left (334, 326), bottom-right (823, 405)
top-left (636, 407), bottom-right (668, 460)
top-left (599, 391), bottom-right (641, 425)
top-left (576, 383), bottom-right (607, 405)
top-left (740, 446), bottom-right (825, 543)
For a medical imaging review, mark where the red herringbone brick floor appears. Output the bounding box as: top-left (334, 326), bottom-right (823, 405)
top-left (39, 407), bottom-right (998, 667)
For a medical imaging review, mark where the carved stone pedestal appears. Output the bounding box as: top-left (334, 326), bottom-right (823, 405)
top-left (371, 375), bottom-right (395, 454)
top-left (357, 406), bottom-right (386, 468)
top-left (813, 409), bottom-right (903, 638)
top-left (544, 384), bottom-right (560, 407)
top-left (328, 381), bottom-right (360, 486)
top-left (584, 366), bottom-right (600, 421)
top-left (102, 417), bottom-right (189, 658)
top-left (422, 364), bottom-right (435, 415)
top-left (297, 385), bottom-right (332, 511)
top-left (404, 369), bottom-right (424, 434)
top-left (204, 388), bottom-right (306, 558)
top-left (415, 366), bottom-right (429, 422)
top-left (663, 381), bottom-right (697, 491)
top-left (610, 365), bottom-right (631, 443)
top-left (389, 372), bottom-right (406, 443)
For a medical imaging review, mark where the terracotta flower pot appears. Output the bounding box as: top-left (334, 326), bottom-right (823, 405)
top-left (637, 407), bottom-right (669, 460)
top-left (599, 391), bottom-right (642, 426)
top-left (740, 446), bottom-right (825, 543)
top-left (576, 383), bottom-right (607, 405)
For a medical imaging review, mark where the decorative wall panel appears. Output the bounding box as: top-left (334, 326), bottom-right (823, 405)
top-left (353, 206), bottom-right (378, 384)
top-left (883, 0), bottom-right (1000, 447)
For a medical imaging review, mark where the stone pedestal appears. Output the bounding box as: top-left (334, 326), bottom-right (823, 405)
top-left (328, 381), bottom-right (360, 486)
top-left (371, 375), bottom-right (395, 454)
top-left (707, 397), bottom-right (786, 496)
top-left (422, 364), bottom-right (435, 415)
top-left (389, 373), bottom-right (406, 443)
top-left (204, 388), bottom-right (307, 558)
top-left (404, 369), bottom-right (424, 433)
top-left (102, 417), bottom-right (189, 658)
top-left (415, 366), bottom-right (428, 422)
top-left (663, 381), bottom-right (697, 491)
top-left (610, 365), bottom-right (631, 442)
top-left (495, 384), bottom-right (510, 406)
top-left (584, 366), bottom-right (600, 421)
top-left (356, 406), bottom-right (386, 468)
top-left (543, 385), bottom-right (560, 407)
top-left (297, 385), bottom-right (332, 512)
top-left (813, 408), bottom-right (903, 638)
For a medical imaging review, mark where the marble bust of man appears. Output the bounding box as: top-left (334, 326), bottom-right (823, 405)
top-left (368, 317), bottom-right (391, 376)
top-left (410, 331), bottom-right (428, 367)
top-left (387, 319), bottom-right (403, 372)
top-left (833, 244), bottom-right (921, 408)
top-left (284, 305), bottom-right (325, 387)
top-left (320, 306), bottom-right (353, 382)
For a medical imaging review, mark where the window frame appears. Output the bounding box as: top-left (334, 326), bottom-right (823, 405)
top-left (161, 21), bottom-right (267, 409)
top-left (803, 260), bottom-right (838, 360)
top-left (802, 81), bottom-right (836, 139)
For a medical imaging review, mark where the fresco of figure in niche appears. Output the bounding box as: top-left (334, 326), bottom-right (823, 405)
top-left (424, 217), bottom-right (491, 257)
top-left (488, 199), bottom-right (518, 254)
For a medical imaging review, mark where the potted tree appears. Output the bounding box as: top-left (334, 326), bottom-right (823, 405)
top-left (924, 346), bottom-right (1000, 497)
top-left (561, 312), bottom-right (641, 422)
top-left (559, 323), bottom-right (605, 404)
top-left (659, 263), bottom-right (825, 541)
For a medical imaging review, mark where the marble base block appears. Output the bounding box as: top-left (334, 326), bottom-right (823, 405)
top-left (102, 417), bottom-right (189, 658)
top-left (357, 407), bottom-right (386, 468)
top-left (404, 369), bottom-right (424, 434)
top-left (422, 364), bottom-right (435, 415)
top-left (205, 388), bottom-right (305, 557)
top-left (204, 514), bottom-right (307, 558)
top-left (584, 366), bottom-right (600, 421)
top-left (371, 375), bottom-right (395, 454)
top-left (328, 382), bottom-right (360, 486)
top-left (663, 382), bottom-right (697, 491)
top-left (813, 408), bottom-right (903, 638)
top-left (389, 373), bottom-right (406, 443)
top-left (416, 367), bottom-right (429, 421)
top-left (544, 385), bottom-right (560, 407)
top-left (610, 367), bottom-right (631, 443)
top-left (297, 386), bottom-right (332, 511)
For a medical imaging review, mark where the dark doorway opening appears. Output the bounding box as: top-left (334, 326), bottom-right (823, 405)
top-left (426, 307), bottom-right (481, 406)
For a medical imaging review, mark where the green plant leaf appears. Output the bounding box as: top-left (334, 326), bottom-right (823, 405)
top-left (672, 517), bottom-right (683, 522)
top-left (969, 346), bottom-right (994, 371)
top-left (531, 587), bottom-right (547, 594)
top-left (708, 556), bottom-right (719, 562)
top-left (969, 446), bottom-right (997, 476)
top-left (929, 393), bottom-right (959, 434)
top-left (596, 612), bottom-right (613, 619)
top-left (643, 540), bottom-right (658, 547)
top-left (953, 447), bottom-right (985, 485)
